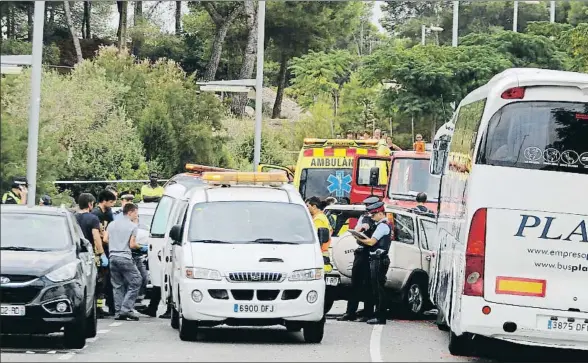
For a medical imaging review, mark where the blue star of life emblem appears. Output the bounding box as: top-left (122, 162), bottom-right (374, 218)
top-left (327, 171), bottom-right (352, 197)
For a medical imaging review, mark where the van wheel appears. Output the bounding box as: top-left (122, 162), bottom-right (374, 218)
top-left (404, 278), bottom-right (426, 318)
top-left (324, 296), bottom-right (335, 314)
top-left (178, 316), bottom-right (199, 341)
top-left (170, 305), bottom-right (180, 329)
top-left (86, 297), bottom-right (98, 338)
top-left (64, 307), bottom-right (87, 349)
top-left (303, 319), bottom-right (325, 343)
top-left (448, 330), bottom-right (475, 356)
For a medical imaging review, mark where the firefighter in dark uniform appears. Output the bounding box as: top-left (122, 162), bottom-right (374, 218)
top-left (354, 201), bottom-right (392, 325)
top-left (338, 196), bottom-right (380, 322)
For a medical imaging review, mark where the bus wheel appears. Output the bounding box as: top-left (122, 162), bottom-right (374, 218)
top-left (448, 330), bottom-right (475, 357)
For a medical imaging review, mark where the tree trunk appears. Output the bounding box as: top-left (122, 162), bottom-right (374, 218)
top-left (203, 22), bottom-right (230, 81)
top-left (201, 3), bottom-right (243, 81)
top-left (272, 53), bottom-right (289, 119)
top-left (132, 1), bottom-right (143, 55)
top-left (9, 6), bottom-right (15, 38)
top-left (27, 3), bottom-right (33, 41)
top-left (117, 1), bottom-right (128, 52)
top-left (230, 0), bottom-right (257, 117)
top-left (175, 1), bottom-right (181, 35)
top-left (64, 1), bottom-right (83, 64)
top-left (82, 1), bottom-right (91, 39)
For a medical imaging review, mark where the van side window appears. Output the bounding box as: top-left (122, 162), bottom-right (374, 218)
top-left (150, 196), bottom-right (175, 238)
top-left (392, 213), bottom-right (415, 245)
top-left (449, 99), bottom-right (486, 172)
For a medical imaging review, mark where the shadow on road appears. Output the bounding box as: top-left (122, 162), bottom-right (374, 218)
top-left (194, 326), bottom-right (307, 344)
top-left (472, 337), bottom-right (588, 362)
top-left (0, 333), bottom-right (70, 353)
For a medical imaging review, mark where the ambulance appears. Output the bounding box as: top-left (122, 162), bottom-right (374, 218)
top-left (260, 139), bottom-right (389, 203)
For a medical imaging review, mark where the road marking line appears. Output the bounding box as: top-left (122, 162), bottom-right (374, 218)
top-left (97, 329), bottom-right (110, 334)
top-left (47, 351), bottom-right (57, 354)
top-left (25, 351), bottom-right (35, 354)
top-left (369, 325), bottom-right (384, 362)
top-left (109, 322), bottom-right (123, 327)
top-left (59, 352), bottom-right (75, 360)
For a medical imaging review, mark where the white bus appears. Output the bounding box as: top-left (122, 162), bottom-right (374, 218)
top-left (428, 68), bottom-right (588, 355)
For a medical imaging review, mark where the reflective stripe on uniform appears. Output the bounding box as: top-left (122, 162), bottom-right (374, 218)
top-left (2, 191), bottom-right (20, 204)
top-left (141, 185), bottom-right (164, 198)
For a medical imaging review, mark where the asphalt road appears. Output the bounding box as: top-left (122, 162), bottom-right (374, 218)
top-left (1, 301), bottom-right (586, 362)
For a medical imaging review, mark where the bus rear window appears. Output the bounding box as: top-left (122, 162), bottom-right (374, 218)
top-left (478, 101), bottom-right (588, 174)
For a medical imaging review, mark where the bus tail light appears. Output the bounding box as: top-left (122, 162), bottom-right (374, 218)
top-left (463, 208), bottom-right (487, 297)
top-left (501, 87), bottom-right (525, 99)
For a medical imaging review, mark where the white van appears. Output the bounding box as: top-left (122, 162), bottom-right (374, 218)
top-left (167, 172), bottom-right (326, 343)
top-left (148, 183), bottom-right (191, 306)
top-left (429, 68), bottom-right (588, 355)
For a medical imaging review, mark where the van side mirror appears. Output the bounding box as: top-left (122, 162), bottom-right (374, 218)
top-left (169, 225), bottom-right (182, 245)
top-left (369, 167), bottom-right (380, 187)
top-left (317, 227), bottom-right (330, 245)
top-left (430, 139), bottom-right (449, 176)
top-left (79, 238), bottom-right (91, 253)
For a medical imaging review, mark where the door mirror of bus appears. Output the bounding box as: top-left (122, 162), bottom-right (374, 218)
top-left (369, 167), bottom-right (380, 187)
top-left (170, 225), bottom-right (182, 244)
top-left (317, 227), bottom-right (330, 245)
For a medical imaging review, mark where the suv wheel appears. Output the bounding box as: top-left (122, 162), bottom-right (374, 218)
top-left (64, 304), bottom-right (87, 349)
top-left (404, 279), bottom-right (426, 318)
top-left (86, 297), bottom-right (98, 338)
top-left (303, 319), bottom-right (325, 343)
top-left (178, 316), bottom-right (199, 341)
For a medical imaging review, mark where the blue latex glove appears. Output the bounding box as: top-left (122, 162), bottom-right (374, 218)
top-left (100, 254), bottom-right (109, 267)
top-left (140, 245), bottom-right (148, 253)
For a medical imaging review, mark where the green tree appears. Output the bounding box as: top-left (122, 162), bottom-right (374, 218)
top-left (265, 1), bottom-right (362, 119)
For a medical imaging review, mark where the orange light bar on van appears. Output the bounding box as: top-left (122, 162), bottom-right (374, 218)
top-left (495, 276), bottom-right (546, 297)
top-left (201, 172), bottom-right (288, 185)
top-left (185, 163), bottom-right (235, 173)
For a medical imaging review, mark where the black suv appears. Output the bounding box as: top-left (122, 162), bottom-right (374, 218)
top-left (0, 205), bottom-right (98, 348)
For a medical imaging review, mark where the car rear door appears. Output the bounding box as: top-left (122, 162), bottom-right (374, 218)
top-left (386, 210), bottom-right (423, 290)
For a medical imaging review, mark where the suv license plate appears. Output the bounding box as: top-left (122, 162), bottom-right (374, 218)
top-left (326, 277), bottom-right (339, 286)
top-left (234, 304), bottom-right (275, 313)
top-left (547, 320), bottom-right (588, 333)
top-left (1, 305), bottom-right (25, 316)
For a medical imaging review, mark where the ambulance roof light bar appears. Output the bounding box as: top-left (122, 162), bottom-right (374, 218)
top-left (202, 172), bottom-right (288, 186)
top-left (302, 138), bottom-right (379, 147)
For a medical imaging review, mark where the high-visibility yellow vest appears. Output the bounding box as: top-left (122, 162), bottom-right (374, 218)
top-left (141, 184), bottom-right (164, 198)
top-left (2, 191), bottom-right (20, 204)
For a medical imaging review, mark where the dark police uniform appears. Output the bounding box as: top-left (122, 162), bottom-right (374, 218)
top-left (366, 201), bottom-right (392, 325)
top-left (339, 196), bottom-right (380, 321)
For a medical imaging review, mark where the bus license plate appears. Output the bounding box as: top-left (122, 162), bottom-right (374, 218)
top-left (547, 319), bottom-right (588, 333)
top-left (234, 304), bottom-right (275, 313)
top-left (326, 277), bottom-right (339, 286)
top-left (1, 305), bottom-right (25, 316)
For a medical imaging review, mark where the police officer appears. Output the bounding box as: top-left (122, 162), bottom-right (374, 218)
top-left (141, 173), bottom-right (164, 203)
top-left (338, 196), bottom-right (380, 322)
top-left (39, 195), bottom-right (52, 206)
top-left (354, 201), bottom-right (392, 325)
top-left (2, 178), bottom-right (27, 205)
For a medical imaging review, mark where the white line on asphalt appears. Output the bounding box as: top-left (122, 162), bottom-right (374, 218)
top-left (47, 351), bottom-right (57, 354)
top-left (109, 322), bottom-right (123, 327)
top-left (25, 351), bottom-right (35, 354)
top-left (97, 329), bottom-right (110, 334)
top-left (58, 352), bottom-right (75, 360)
top-left (369, 325), bottom-right (384, 363)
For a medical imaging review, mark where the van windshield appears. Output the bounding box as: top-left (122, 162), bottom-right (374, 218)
top-left (187, 201), bottom-right (316, 244)
top-left (479, 101), bottom-right (588, 174)
top-left (388, 158), bottom-right (440, 202)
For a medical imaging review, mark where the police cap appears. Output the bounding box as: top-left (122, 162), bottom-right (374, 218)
top-left (362, 196), bottom-right (380, 205)
top-left (366, 201), bottom-right (385, 214)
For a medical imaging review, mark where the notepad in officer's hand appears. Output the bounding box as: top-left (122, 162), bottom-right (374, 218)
top-left (349, 230), bottom-right (368, 240)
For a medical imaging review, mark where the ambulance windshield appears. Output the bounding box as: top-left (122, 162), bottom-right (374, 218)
top-left (299, 168), bottom-right (352, 203)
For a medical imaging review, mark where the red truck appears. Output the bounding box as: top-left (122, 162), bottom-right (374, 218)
top-left (349, 149), bottom-right (440, 215)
